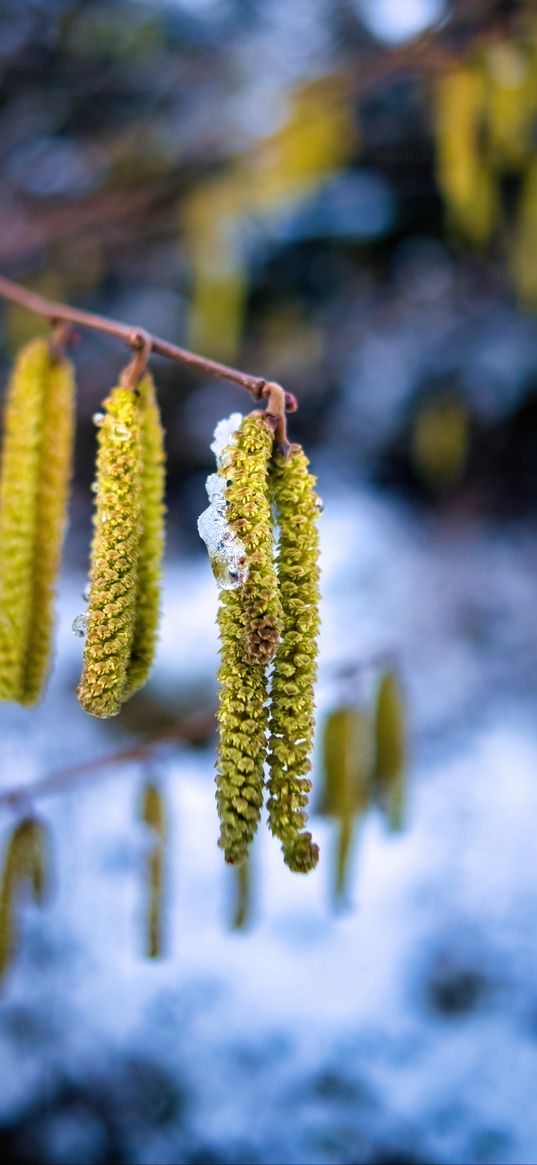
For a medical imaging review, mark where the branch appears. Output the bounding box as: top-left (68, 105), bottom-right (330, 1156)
top-left (0, 707), bottom-right (216, 811)
top-left (0, 272), bottom-right (291, 405)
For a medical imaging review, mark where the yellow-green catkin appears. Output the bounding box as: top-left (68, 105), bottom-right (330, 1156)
top-left (411, 395), bottom-right (469, 494)
top-left (320, 707), bottom-right (371, 905)
top-left (267, 445), bottom-right (321, 874)
top-left (484, 40), bottom-right (536, 172)
top-left (21, 355), bottom-right (75, 705)
top-left (77, 385), bottom-right (141, 717)
top-left (0, 339), bottom-right (74, 705)
top-left (0, 817), bottom-right (49, 982)
top-left (140, 781), bottom-right (165, 959)
top-left (231, 414), bottom-right (283, 668)
top-left (435, 62), bottom-right (498, 246)
top-left (511, 158), bottom-right (537, 312)
top-left (216, 413), bottom-right (280, 865)
top-left (123, 373), bottom-right (166, 700)
top-left (373, 669), bottom-right (406, 831)
top-left (319, 707), bottom-right (371, 818)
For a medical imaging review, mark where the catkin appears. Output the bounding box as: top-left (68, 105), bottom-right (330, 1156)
top-left (77, 386), bottom-right (141, 717)
top-left (267, 445), bottom-right (320, 873)
top-left (233, 414), bottom-right (283, 668)
top-left (141, 781), bottom-right (165, 959)
top-left (0, 817), bottom-right (49, 982)
top-left (435, 62), bottom-right (497, 245)
top-left (21, 355), bottom-right (75, 705)
top-left (373, 669), bottom-right (406, 831)
top-left (123, 373), bottom-right (166, 700)
top-left (0, 339), bottom-right (74, 705)
top-left (216, 413), bottom-right (279, 865)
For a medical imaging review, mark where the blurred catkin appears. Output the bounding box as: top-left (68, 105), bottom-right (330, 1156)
top-left (231, 858), bottom-right (252, 931)
top-left (141, 781), bottom-right (165, 959)
top-left (216, 413), bottom-right (278, 865)
top-left (123, 373), bottom-right (166, 700)
top-left (435, 62), bottom-right (498, 245)
top-left (373, 669), bottom-right (406, 831)
top-left (319, 707), bottom-right (371, 818)
top-left (267, 445), bottom-right (320, 874)
top-left (0, 338), bottom-right (74, 705)
top-left (77, 385), bottom-right (141, 717)
top-left (21, 355), bottom-right (75, 705)
top-left (484, 40), bottom-right (536, 171)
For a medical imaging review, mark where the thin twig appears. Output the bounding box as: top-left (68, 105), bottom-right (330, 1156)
top-left (0, 272), bottom-right (270, 401)
top-left (0, 708), bottom-right (216, 810)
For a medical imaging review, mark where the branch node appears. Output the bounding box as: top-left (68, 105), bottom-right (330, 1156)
top-left (121, 330), bottom-right (152, 390)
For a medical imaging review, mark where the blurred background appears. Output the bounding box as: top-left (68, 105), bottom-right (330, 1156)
top-left (2, 0), bottom-right (537, 1162)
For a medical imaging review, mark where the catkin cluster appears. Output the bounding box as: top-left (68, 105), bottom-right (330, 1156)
top-left (77, 373), bottom-right (166, 717)
top-left (210, 413), bottom-right (321, 873)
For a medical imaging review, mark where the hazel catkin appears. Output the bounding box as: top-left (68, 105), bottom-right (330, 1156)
top-left (216, 412), bottom-right (282, 865)
top-left (123, 373), bottom-right (166, 701)
top-left (267, 444), bottom-right (321, 874)
top-left (0, 338), bottom-right (75, 706)
top-left (76, 385), bottom-right (142, 717)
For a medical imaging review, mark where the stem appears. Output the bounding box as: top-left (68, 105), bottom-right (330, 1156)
top-left (0, 273), bottom-right (270, 402)
top-left (261, 381), bottom-right (291, 455)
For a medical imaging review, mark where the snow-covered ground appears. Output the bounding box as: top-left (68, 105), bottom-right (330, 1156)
top-left (2, 487), bottom-right (537, 1164)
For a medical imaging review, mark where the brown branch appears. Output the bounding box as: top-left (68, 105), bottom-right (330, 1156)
top-left (0, 272), bottom-right (273, 402)
top-left (0, 708), bottom-right (216, 811)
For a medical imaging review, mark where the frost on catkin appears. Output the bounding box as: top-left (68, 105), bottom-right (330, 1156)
top-left (123, 373), bottom-right (166, 700)
top-left (216, 413), bottom-right (281, 865)
top-left (77, 386), bottom-right (141, 717)
top-left (0, 339), bottom-right (74, 705)
top-left (267, 445), bottom-right (321, 873)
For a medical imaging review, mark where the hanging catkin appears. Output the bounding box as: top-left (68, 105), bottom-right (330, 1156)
top-left (123, 372), bottom-right (166, 700)
top-left (77, 385), bottom-right (141, 717)
top-left (0, 338), bottom-right (74, 705)
top-left (0, 817), bottom-right (49, 982)
top-left (216, 413), bottom-right (281, 865)
top-left (267, 445), bottom-right (321, 873)
top-left (21, 354), bottom-right (75, 705)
